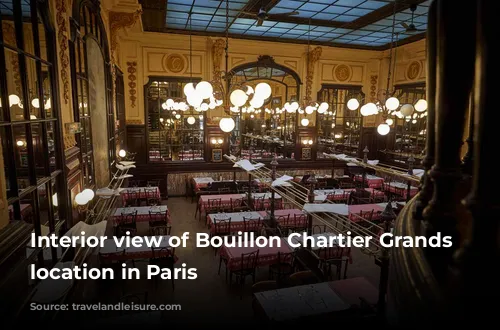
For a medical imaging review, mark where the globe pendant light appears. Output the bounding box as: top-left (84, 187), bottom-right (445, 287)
top-left (219, 117), bottom-right (235, 133)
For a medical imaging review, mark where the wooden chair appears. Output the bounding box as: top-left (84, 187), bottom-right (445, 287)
top-left (124, 191), bottom-right (140, 207)
top-left (212, 218), bottom-right (231, 255)
top-left (251, 280), bottom-right (278, 294)
top-left (149, 246), bottom-right (176, 290)
top-left (229, 250), bottom-right (260, 299)
top-left (116, 211), bottom-right (137, 236)
top-left (149, 225), bottom-right (171, 236)
top-left (269, 251), bottom-right (295, 281)
top-left (293, 214), bottom-right (308, 232)
top-left (276, 214), bottom-right (291, 236)
top-left (312, 225), bottom-right (327, 234)
top-left (230, 198), bottom-right (248, 212)
top-left (144, 188), bottom-right (160, 206)
top-left (206, 198), bottom-right (222, 214)
top-left (317, 246), bottom-right (351, 280)
top-left (252, 196), bottom-right (265, 211)
top-left (289, 270), bottom-right (319, 286)
top-left (243, 217), bottom-right (262, 234)
top-left (148, 210), bottom-right (168, 227)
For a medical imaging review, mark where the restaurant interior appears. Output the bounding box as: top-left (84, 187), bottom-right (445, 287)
top-left (0, 0), bottom-right (496, 326)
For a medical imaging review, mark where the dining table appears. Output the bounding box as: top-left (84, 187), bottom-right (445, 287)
top-left (254, 277), bottom-right (378, 322)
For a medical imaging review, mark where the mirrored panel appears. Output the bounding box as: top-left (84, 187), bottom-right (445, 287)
top-left (317, 85), bottom-right (364, 158)
top-left (385, 83), bottom-right (426, 164)
top-left (229, 56), bottom-right (300, 160)
top-left (146, 78), bottom-right (205, 162)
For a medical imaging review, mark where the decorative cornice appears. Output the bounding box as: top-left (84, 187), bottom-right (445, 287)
top-left (306, 46), bottom-right (322, 102)
top-left (56, 0), bottom-right (70, 104)
top-left (126, 61), bottom-right (137, 108)
top-left (109, 10), bottom-right (142, 60)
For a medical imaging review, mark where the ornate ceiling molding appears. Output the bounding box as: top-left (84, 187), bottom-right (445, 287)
top-left (109, 9), bottom-right (142, 60)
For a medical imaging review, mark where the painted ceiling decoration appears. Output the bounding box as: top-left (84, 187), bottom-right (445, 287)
top-left (139, 0), bottom-right (430, 50)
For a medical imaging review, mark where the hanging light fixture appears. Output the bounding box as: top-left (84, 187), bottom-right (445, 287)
top-left (345, 1), bottom-right (427, 135)
top-left (292, 19), bottom-right (328, 125)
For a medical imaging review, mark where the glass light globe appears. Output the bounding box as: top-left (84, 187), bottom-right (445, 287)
top-left (30, 115), bottom-right (37, 119)
top-left (45, 98), bottom-right (51, 109)
top-left (161, 102), bottom-right (168, 110)
top-left (200, 103), bottom-right (209, 111)
top-left (118, 149), bottom-right (126, 157)
top-left (249, 96), bottom-right (264, 109)
top-left (347, 98), bottom-right (360, 110)
top-left (283, 102), bottom-right (291, 111)
top-left (386, 118), bottom-right (394, 125)
top-left (255, 82), bottom-right (272, 100)
top-left (414, 99), bottom-right (428, 112)
top-left (394, 111), bottom-right (404, 119)
top-left (219, 117), bottom-right (235, 132)
top-left (317, 106), bottom-right (327, 114)
top-left (173, 102), bottom-right (180, 110)
top-left (298, 109), bottom-right (304, 114)
top-left (31, 98), bottom-right (40, 108)
top-left (301, 118), bottom-right (309, 126)
top-left (183, 83), bottom-right (195, 97)
top-left (245, 86), bottom-right (254, 95)
top-left (230, 106), bottom-right (239, 113)
top-left (412, 119), bottom-right (417, 124)
top-left (166, 98), bottom-right (174, 107)
top-left (195, 81), bottom-right (213, 99)
top-left (82, 188), bottom-right (95, 201)
top-left (377, 123), bottom-right (390, 135)
top-left (75, 192), bottom-right (88, 206)
top-left (187, 116), bottom-right (195, 125)
top-left (9, 94), bottom-right (20, 106)
top-left (52, 193), bottom-right (58, 207)
top-left (16, 140), bottom-right (24, 147)
top-left (187, 92), bottom-right (203, 108)
top-left (365, 102), bottom-right (378, 115)
top-left (290, 102), bottom-right (299, 111)
top-left (360, 104), bottom-right (371, 116)
top-left (400, 103), bottom-right (414, 117)
top-left (230, 89), bottom-right (247, 107)
top-left (305, 106), bottom-right (315, 114)
top-left (175, 114), bottom-right (181, 119)
top-left (385, 97), bottom-right (400, 111)
top-left (318, 102), bottom-right (328, 112)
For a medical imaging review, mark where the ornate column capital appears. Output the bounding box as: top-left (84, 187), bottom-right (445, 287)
top-left (109, 9), bottom-right (142, 59)
top-left (306, 46), bottom-right (322, 102)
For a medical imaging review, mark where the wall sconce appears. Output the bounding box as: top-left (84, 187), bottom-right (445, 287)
top-left (16, 140), bottom-right (26, 147)
top-left (118, 149), bottom-right (127, 158)
top-left (302, 139), bottom-right (313, 145)
top-left (211, 138), bottom-right (223, 146)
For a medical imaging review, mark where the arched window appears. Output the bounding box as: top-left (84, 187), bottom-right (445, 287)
top-left (69, 0), bottom-right (114, 188)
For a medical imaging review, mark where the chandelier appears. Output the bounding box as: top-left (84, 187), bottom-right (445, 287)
top-left (160, 14), bottom-right (222, 116)
top-left (346, 2), bottom-right (427, 136)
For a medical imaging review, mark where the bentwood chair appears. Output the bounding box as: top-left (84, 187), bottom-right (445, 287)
top-left (269, 251), bottom-right (295, 282)
top-left (124, 191), bottom-right (140, 207)
top-left (212, 218), bottom-right (231, 256)
top-left (149, 247), bottom-right (176, 290)
top-left (317, 246), bottom-right (351, 280)
top-left (229, 250), bottom-right (260, 299)
top-left (116, 211), bottom-right (137, 236)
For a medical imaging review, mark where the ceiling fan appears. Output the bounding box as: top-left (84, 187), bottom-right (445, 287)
top-left (240, 6), bottom-right (299, 26)
top-left (400, 4), bottom-right (424, 33)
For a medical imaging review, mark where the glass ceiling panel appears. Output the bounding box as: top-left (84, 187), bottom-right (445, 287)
top-left (162, 0), bottom-right (428, 49)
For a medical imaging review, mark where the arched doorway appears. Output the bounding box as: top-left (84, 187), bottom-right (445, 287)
top-left (69, 0), bottom-right (114, 188)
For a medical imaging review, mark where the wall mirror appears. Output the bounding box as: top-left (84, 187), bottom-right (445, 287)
top-left (316, 85), bottom-right (364, 159)
top-left (228, 56), bottom-right (300, 160)
top-left (382, 83), bottom-right (426, 165)
top-left (145, 77), bottom-right (205, 162)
